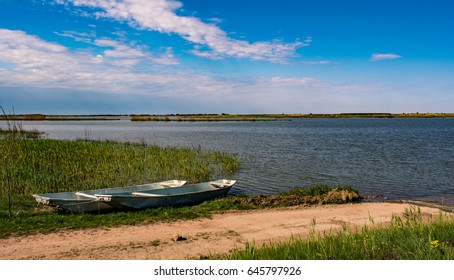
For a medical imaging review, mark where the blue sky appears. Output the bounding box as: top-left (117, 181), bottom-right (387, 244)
top-left (0, 0), bottom-right (453, 114)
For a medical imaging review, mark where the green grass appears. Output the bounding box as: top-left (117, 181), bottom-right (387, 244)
top-left (0, 195), bottom-right (213, 238)
top-left (221, 207), bottom-right (454, 260)
top-left (0, 138), bottom-right (240, 196)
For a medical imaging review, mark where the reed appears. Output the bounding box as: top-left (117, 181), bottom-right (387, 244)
top-left (0, 127), bottom-right (43, 139)
top-left (0, 138), bottom-right (240, 197)
top-left (130, 115), bottom-right (172, 121)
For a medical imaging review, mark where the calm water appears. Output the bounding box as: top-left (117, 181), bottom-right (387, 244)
top-left (8, 118), bottom-right (454, 202)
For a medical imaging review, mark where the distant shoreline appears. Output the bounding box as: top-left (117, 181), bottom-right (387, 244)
top-left (1, 112), bottom-right (454, 122)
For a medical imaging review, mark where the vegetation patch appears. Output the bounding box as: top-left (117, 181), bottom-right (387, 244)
top-left (210, 186), bottom-right (361, 209)
top-left (0, 127), bottom-right (43, 139)
top-left (220, 207), bottom-right (454, 260)
top-left (130, 114), bottom-right (283, 122)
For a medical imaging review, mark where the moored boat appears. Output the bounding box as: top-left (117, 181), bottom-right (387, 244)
top-left (95, 179), bottom-right (236, 210)
top-left (32, 180), bottom-right (186, 213)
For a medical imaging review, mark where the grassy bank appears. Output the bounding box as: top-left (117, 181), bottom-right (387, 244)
top-left (0, 185), bottom-right (360, 239)
top-left (130, 114), bottom-right (283, 122)
top-left (131, 113), bottom-right (454, 121)
top-left (222, 207), bottom-right (454, 260)
top-left (0, 114), bottom-right (121, 121)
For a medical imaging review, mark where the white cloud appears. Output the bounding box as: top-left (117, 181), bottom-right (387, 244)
top-left (1, 28), bottom-right (398, 114)
top-left (0, 29), bottom-right (372, 99)
top-left (95, 39), bottom-right (145, 58)
top-left (301, 60), bottom-right (331, 65)
top-left (58, 0), bottom-right (307, 63)
top-left (54, 30), bottom-right (95, 43)
top-left (370, 53), bottom-right (402, 61)
top-left (0, 29), bottom-right (69, 73)
top-left (0, 28), bottom-right (224, 94)
top-left (55, 30), bottom-right (179, 65)
top-left (148, 47), bottom-right (179, 65)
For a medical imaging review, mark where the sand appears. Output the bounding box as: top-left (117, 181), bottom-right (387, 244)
top-left (0, 202), bottom-right (445, 260)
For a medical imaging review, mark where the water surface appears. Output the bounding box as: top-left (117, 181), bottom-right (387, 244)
top-left (8, 118), bottom-right (454, 203)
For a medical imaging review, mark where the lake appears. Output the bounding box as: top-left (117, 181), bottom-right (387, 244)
top-left (11, 118), bottom-right (454, 203)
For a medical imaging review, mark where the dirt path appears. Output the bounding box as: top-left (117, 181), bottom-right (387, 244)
top-left (0, 202), bottom-right (445, 260)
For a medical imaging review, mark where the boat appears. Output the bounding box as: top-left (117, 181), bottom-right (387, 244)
top-left (95, 179), bottom-right (236, 210)
top-left (32, 180), bottom-right (186, 213)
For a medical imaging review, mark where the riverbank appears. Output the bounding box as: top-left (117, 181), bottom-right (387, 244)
top-left (0, 202), bottom-right (447, 260)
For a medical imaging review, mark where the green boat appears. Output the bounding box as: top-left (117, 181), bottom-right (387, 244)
top-left (95, 179), bottom-right (236, 210)
top-left (32, 180), bottom-right (186, 213)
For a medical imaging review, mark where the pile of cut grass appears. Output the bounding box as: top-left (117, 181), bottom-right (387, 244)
top-left (203, 185), bottom-right (362, 210)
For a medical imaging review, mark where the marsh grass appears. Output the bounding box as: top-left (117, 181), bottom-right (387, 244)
top-left (0, 138), bottom-right (240, 197)
top-left (223, 206), bottom-right (454, 260)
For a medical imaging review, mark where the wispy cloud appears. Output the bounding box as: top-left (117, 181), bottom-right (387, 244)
top-left (56, 0), bottom-right (307, 63)
top-left (55, 30), bottom-right (179, 66)
top-left (300, 60), bottom-right (331, 65)
top-left (370, 53), bottom-right (402, 62)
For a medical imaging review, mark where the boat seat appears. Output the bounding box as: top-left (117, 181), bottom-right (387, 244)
top-left (132, 192), bottom-right (166, 197)
top-left (160, 184), bottom-right (177, 188)
top-left (75, 192), bottom-right (98, 199)
top-left (210, 182), bottom-right (226, 188)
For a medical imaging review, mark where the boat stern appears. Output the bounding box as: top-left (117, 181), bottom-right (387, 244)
top-left (32, 194), bottom-right (50, 205)
top-left (210, 179), bottom-right (237, 188)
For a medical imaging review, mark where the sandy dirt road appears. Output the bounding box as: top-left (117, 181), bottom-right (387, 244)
top-left (0, 202), bottom-right (445, 260)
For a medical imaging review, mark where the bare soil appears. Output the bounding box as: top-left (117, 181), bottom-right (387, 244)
top-left (0, 202), bottom-right (444, 260)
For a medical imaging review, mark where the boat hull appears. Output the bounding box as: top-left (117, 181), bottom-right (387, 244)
top-left (32, 195), bottom-right (113, 213)
top-left (32, 180), bottom-right (186, 213)
top-left (97, 179), bottom-right (236, 210)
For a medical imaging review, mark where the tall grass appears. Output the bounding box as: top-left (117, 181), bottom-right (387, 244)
top-left (223, 207), bottom-right (454, 260)
top-left (0, 138), bottom-right (240, 197)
